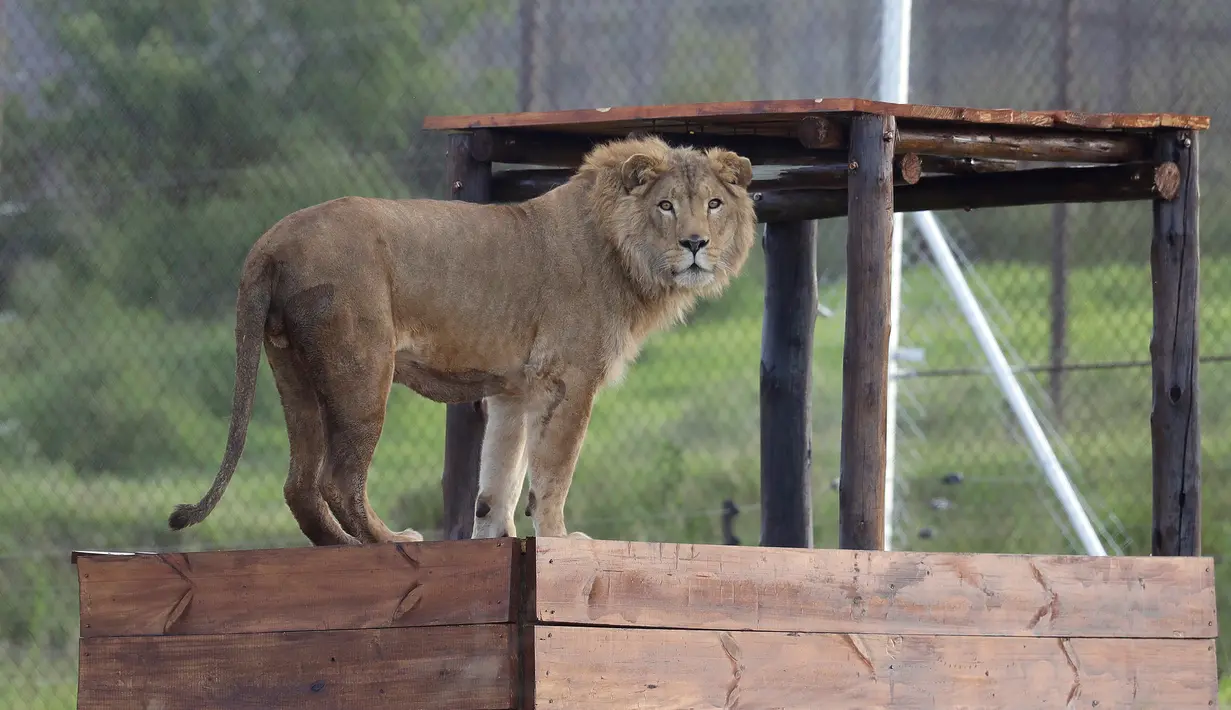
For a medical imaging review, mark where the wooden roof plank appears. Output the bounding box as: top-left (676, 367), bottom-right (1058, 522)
top-left (423, 98), bottom-right (1210, 134)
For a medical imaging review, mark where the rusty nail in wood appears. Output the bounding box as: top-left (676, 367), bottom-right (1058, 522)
top-left (1181, 136), bottom-right (1193, 148)
top-left (848, 161), bottom-right (859, 171)
top-left (453, 181), bottom-right (463, 190)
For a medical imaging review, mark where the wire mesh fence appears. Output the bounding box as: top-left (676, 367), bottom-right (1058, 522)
top-left (2, 0), bottom-right (1229, 705)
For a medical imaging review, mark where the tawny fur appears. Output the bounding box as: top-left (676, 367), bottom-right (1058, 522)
top-left (167, 135), bottom-right (757, 545)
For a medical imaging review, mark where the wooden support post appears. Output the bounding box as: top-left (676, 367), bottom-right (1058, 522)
top-left (441, 401), bottom-right (487, 540)
top-left (441, 133), bottom-right (492, 541)
top-left (839, 114), bottom-right (895, 551)
top-left (1151, 129), bottom-right (1201, 557)
top-left (759, 220), bottom-right (817, 549)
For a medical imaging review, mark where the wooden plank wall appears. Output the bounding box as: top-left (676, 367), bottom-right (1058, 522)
top-left (532, 538), bottom-right (1219, 709)
top-left (74, 539), bottom-right (519, 710)
top-left (74, 537), bottom-right (1219, 709)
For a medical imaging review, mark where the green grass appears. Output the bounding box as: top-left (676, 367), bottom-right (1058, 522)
top-left (3, 252), bottom-right (1230, 706)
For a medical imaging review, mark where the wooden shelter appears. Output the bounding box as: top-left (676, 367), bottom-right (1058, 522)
top-left (72, 99), bottom-right (1216, 708)
top-left (423, 98), bottom-right (1207, 555)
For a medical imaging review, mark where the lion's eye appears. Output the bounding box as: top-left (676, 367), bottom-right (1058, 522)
top-left (708, 198), bottom-right (722, 210)
top-left (658, 200), bottom-right (674, 212)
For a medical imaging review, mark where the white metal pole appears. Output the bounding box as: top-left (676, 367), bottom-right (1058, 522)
top-left (912, 211), bottom-right (1107, 556)
top-left (877, 0), bottom-right (912, 552)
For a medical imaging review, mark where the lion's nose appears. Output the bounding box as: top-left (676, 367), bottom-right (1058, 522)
top-left (679, 235), bottom-right (709, 254)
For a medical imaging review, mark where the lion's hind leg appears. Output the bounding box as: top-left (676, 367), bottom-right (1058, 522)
top-left (309, 341), bottom-right (426, 546)
top-left (266, 345), bottom-right (359, 546)
top-left (279, 284), bottom-right (421, 546)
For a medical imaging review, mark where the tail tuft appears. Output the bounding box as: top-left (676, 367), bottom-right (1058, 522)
top-left (168, 503), bottom-right (204, 531)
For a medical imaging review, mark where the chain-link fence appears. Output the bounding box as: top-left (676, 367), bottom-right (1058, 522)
top-left (2, 0), bottom-right (1229, 706)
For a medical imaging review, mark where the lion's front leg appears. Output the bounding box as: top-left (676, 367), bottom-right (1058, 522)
top-left (523, 383), bottom-right (597, 539)
top-left (471, 396), bottom-right (529, 539)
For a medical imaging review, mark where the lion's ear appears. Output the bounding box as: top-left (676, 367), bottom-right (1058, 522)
top-left (710, 150), bottom-right (753, 188)
top-left (620, 153), bottom-right (662, 192)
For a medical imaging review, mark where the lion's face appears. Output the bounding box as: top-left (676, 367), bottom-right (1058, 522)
top-left (605, 142), bottom-right (757, 296)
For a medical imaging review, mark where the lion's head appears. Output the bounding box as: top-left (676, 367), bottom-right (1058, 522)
top-left (579, 135), bottom-right (758, 299)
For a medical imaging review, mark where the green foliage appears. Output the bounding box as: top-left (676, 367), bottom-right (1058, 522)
top-left (7, 0), bottom-right (494, 317)
top-left (0, 0), bottom-right (512, 474)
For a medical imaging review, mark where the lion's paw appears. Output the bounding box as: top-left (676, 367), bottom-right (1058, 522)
top-left (392, 528), bottom-right (424, 543)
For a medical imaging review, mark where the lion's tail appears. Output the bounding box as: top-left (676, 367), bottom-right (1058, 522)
top-left (168, 255), bottom-right (274, 531)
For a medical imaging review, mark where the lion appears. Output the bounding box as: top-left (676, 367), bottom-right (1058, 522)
top-left (167, 134), bottom-right (758, 545)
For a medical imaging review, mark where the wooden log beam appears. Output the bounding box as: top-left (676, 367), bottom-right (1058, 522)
top-left (469, 128), bottom-right (845, 167)
top-left (774, 153), bottom-right (921, 189)
top-left (895, 123), bottom-right (1151, 163)
top-left (839, 114), bottom-right (895, 552)
top-left (750, 161), bottom-right (1180, 223)
top-left (489, 154), bottom-right (922, 202)
top-left (759, 219), bottom-right (817, 549)
top-left (918, 154), bottom-right (1019, 175)
top-left (466, 123), bottom-right (1149, 170)
top-left (441, 133), bottom-right (490, 541)
top-left (1151, 130), bottom-right (1201, 557)
top-left (492, 160), bottom-right (1175, 215)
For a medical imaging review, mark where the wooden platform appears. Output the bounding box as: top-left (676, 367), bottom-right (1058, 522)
top-left (423, 97), bottom-right (1209, 135)
top-left (73, 538), bottom-right (1217, 709)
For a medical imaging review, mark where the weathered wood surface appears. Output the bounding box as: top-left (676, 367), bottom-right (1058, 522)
top-left (75, 539), bottom-right (515, 637)
top-left (1151, 130), bottom-right (1202, 557)
top-left (533, 626), bottom-right (1217, 709)
top-left (840, 114), bottom-right (895, 552)
top-left (532, 538), bottom-right (1218, 639)
top-left (424, 97), bottom-right (1209, 133)
top-left (896, 123), bottom-right (1150, 162)
top-left (759, 219), bottom-right (817, 549)
top-left (78, 624), bottom-right (515, 710)
top-left (442, 133), bottom-right (493, 541)
top-left (751, 160), bottom-right (1181, 223)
